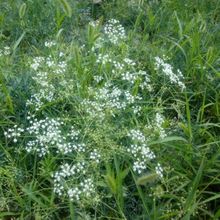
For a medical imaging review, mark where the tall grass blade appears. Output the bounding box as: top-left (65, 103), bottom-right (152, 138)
top-left (58, 0), bottom-right (72, 17)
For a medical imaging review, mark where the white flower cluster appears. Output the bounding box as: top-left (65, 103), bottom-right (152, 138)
top-left (122, 71), bottom-right (138, 84)
top-left (0, 46), bottom-right (10, 56)
top-left (97, 83), bottom-right (139, 108)
top-left (92, 19), bottom-right (126, 50)
top-left (67, 178), bottom-right (95, 201)
top-left (96, 50), bottom-right (153, 92)
top-left (49, 62), bottom-right (67, 75)
top-left (89, 149), bottom-right (101, 163)
top-left (23, 116), bottom-right (85, 156)
top-left (155, 113), bottom-right (167, 138)
top-left (128, 129), bottom-right (146, 143)
top-left (124, 58), bottom-right (136, 66)
top-left (30, 56), bottom-right (44, 71)
top-left (53, 162), bottom-right (96, 201)
top-left (132, 105), bottom-right (142, 115)
top-left (26, 85), bottom-right (55, 111)
top-left (4, 125), bottom-right (24, 143)
top-left (44, 40), bottom-right (56, 48)
top-left (57, 142), bottom-right (86, 154)
top-left (96, 51), bottom-right (137, 75)
top-left (25, 117), bottom-right (64, 156)
top-left (67, 187), bottom-right (81, 201)
top-left (53, 162), bottom-right (86, 196)
top-left (30, 55), bottom-right (67, 74)
top-left (89, 20), bottom-right (100, 28)
top-left (94, 55), bottom-right (150, 93)
top-left (155, 163), bottom-right (164, 178)
top-left (81, 99), bottom-right (106, 119)
top-left (138, 71), bottom-right (152, 91)
top-left (112, 60), bottom-right (126, 73)
top-left (155, 57), bottom-right (186, 91)
top-left (82, 82), bottom-right (140, 119)
top-left (104, 19), bottom-right (126, 44)
top-left (68, 126), bottom-right (80, 141)
top-left (127, 129), bottom-right (164, 177)
top-left (32, 72), bottom-right (49, 87)
top-left (93, 75), bottom-right (103, 83)
top-left (121, 70), bottom-right (152, 90)
top-left (28, 53), bottom-right (67, 110)
top-left (146, 113), bottom-right (167, 139)
top-left (96, 54), bottom-right (127, 74)
top-left (94, 52), bottom-right (152, 96)
top-left (96, 53), bottom-right (112, 65)
top-left (127, 142), bottom-right (156, 174)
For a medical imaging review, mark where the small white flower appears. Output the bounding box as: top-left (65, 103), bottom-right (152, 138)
top-left (89, 20), bottom-right (100, 27)
top-left (45, 40), bottom-right (56, 48)
top-left (155, 163), bottom-right (164, 178)
top-left (90, 149), bottom-right (101, 163)
top-left (155, 57), bottom-right (186, 91)
top-left (104, 19), bottom-right (126, 44)
top-left (128, 129), bottom-right (146, 143)
top-left (4, 125), bottom-right (24, 143)
top-left (3, 46), bottom-right (10, 55)
top-left (94, 75), bottom-right (103, 83)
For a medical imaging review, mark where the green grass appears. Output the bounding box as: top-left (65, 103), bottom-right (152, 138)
top-left (0, 0), bottom-right (220, 219)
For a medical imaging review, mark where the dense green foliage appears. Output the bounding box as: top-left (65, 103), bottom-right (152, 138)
top-left (0, 0), bottom-right (220, 219)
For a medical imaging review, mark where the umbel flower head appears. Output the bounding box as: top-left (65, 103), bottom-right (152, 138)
top-left (155, 57), bottom-right (186, 91)
top-left (104, 19), bottom-right (126, 44)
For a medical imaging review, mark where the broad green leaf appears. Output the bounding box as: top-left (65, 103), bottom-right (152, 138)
top-left (148, 136), bottom-right (187, 146)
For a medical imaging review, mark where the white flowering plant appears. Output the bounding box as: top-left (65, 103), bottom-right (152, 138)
top-left (0, 1), bottom-right (219, 219)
